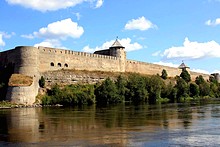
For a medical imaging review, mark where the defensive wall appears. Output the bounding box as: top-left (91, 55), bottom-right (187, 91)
top-left (0, 42), bottom-right (211, 104)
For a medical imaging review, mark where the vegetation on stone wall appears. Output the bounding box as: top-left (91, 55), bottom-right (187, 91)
top-left (40, 69), bottom-right (220, 106)
top-left (8, 74), bottom-right (33, 86)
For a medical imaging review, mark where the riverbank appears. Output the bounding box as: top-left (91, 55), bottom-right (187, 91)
top-left (0, 101), bottom-right (64, 109)
top-left (1, 98), bottom-right (220, 109)
top-left (0, 101), bottom-right (42, 109)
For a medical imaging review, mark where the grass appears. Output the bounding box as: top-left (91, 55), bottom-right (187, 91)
top-left (0, 101), bottom-right (16, 108)
top-left (8, 74), bottom-right (33, 86)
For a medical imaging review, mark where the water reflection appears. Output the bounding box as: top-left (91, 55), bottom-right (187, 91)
top-left (0, 103), bottom-right (220, 146)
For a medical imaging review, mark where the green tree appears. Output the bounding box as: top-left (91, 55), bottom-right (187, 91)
top-left (161, 82), bottom-right (174, 99)
top-left (161, 69), bottom-right (168, 80)
top-left (180, 69), bottom-right (191, 83)
top-left (189, 83), bottom-right (199, 97)
top-left (195, 75), bottom-right (205, 85)
top-left (209, 82), bottom-right (219, 98)
top-left (175, 77), bottom-right (189, 101)
top-left (209, 76), bottom-right (218, 85)
top-left (199, 81), bottom-right (210, 97)
top-left (95, 78), bottom-right (120, 105)
top-left (126, 74), bottom-right (148, 103)
top-left (195, 75), bottom-right (210, 97)
top-left (115, 75), bottom-right (127, 102)
top-left (41, 84), bottom-right (95, 106)
top-left (170, 87), bottom-right (178, 102)
top-left (147, 75), bottom-right (164, 104)
top-left (39, 76), bottom-right (45, 88)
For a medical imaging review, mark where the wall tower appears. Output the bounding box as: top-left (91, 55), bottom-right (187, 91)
top-left (5, 46), bottom-right (39, 105)
top-left (109, 39), bottom-right (126, 72)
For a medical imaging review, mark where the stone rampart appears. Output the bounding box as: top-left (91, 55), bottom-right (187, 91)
top-left (125, 60), bottom-right (210, 81)
top-left (0, 45), bottom-right (212, 104)
top-left (126, 60), bottom-right (181, 77)
top-left (38, 46), bottom-right (121, 73)
top-left (42, 70), bottom-right (121, 86)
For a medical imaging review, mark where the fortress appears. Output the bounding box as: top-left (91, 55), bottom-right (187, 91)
top-left (0, 39), bottom-right (211, 105)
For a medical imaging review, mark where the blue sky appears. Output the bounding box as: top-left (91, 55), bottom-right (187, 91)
top-left (1, 0), bottom-right (220, 74)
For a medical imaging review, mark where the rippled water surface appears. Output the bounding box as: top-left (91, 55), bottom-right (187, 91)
top-left (1, 102), bottom-right (220, 146)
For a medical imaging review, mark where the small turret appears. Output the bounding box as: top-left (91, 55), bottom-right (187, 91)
top-left (109, 38), bottom-right (126, 58)
top-left (178, 61), bottom-right (189, 71)
top-left (211, 73), bottom-right (220, 83)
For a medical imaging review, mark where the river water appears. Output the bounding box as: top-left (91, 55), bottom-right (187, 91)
top-left (0, 101), bottom-right (220, 146)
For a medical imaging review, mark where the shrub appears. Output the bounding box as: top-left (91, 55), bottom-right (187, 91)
top-left (175, 77), bottom-right (189, 101)
top-left (95, 78), bottom-right (120, 105)
top-left (39, 76), bottom-right (45, 88)
top-left (41, 84), bottom-right (95, 106)
top-left (126, 74), bottom-right (148, 104)
top-left (161, 69), bottom-right (168, 80)
top-left (195, 75), bottom-right (205, 85)
top-left (189, 83), bottom-right (199, 97)
top-left (180, 69), bottom-right (191, 83)
top-left (147, 75), bottom-right (164, 104)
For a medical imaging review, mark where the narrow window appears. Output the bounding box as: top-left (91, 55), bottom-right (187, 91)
top-left (58, 63), bottom-right (61, 67)
top-left (64, 63), bottom-right (68, 67)
top-left (50, 62), bottom-right (54, 67)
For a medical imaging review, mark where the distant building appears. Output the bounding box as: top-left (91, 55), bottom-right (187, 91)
top-left (178, 61), bottom-right (190, 71)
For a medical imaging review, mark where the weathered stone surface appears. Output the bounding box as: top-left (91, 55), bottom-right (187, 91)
top-left (0, 44), bottom-right (211, 104)
top-left (42, 70), bottom-right (119, 86)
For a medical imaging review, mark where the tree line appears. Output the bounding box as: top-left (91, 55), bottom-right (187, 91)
top-left (40, 69), bottom-right (220, 106)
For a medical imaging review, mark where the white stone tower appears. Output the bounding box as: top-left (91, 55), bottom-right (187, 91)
top-left (109, 38), bottom-right (126, 72)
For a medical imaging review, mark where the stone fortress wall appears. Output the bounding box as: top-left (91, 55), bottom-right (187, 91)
top-left (0, 46), bottom-right (39, 104)
top-left (38, 46), bottom-right (121, 73)
top-left (0, 39), bottom-right (211, 104)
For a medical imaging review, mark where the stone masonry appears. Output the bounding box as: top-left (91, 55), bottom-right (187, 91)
top-left (0, 39), bottom-right (211, 104)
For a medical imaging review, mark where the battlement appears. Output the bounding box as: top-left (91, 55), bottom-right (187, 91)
top-left (38, 46), bottom-right (118, 60)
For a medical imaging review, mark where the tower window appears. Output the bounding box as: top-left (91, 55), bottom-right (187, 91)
top-left (58, 63), bottom-right (61, 67)
top-left (50, 62), bottom-right (54, 66)
top-left (64, 63), bottom-right (68, 67)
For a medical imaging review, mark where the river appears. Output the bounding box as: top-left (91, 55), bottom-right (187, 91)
top-left (0, 101), bottom-right (220, 146)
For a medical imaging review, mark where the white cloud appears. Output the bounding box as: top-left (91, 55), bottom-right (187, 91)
top-left (205, 18), bottom-right (220, 26)
top-left (34, 18), bottom-right (84, 39)
top-left (6, 0), bottom-right (103, 12)
top-left (82, 45), bottom-right (96, 53)
top-left (212, 70), bottom-right (220, 74)
top-left (154, 61), bottom-right (210, 74)
top-left (82, 38), bottom-right (143, 53)
top-left (0, 32), bottom-right (15, 47)
top-left (21, 34), bottom-right (34, 39)
top-left (0, 34), bottom-right (5, 46)
top-left (160, 38), bottom-right (220, 60)
top-left (23, 18), bottom-right (84, 40)
top-left (74, 12), bottom-right (81, 20)
top-left (153, 61), bottom-right (179, 68)
top-left (95, 0), bottom-right (103, 8)
top-left (34, 39), bottom-right (64, 48)
top-left (191, 68), bottom-right (210, 74)
top-left (22, 18), bottom-right (83, 48)
top-left (152, 50), bottom-right (161, 56)
top-left (125, 16), bottom-right (157, 31)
